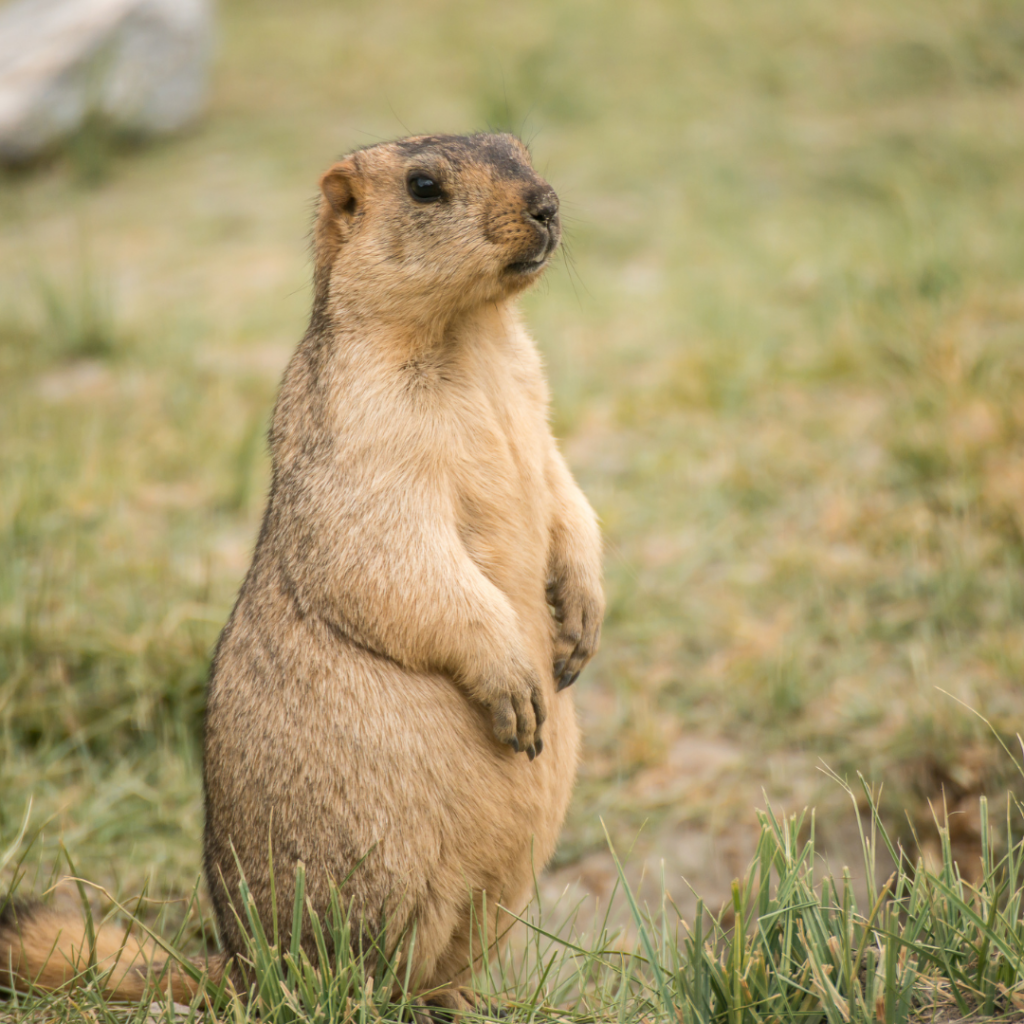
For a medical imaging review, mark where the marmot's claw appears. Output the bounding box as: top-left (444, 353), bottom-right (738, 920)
top-left (557, 670), bottom-right (580, 692)
top-left (534, 736), bottom-right (543, 756)
top-left (487, 668), bottom-right (546, 756)
top-left (550, 588), bottom-right (602, 691)
top-left (527, 745), bottom-right (536, 761)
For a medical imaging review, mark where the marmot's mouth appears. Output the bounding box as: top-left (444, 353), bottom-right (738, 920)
top-left (504, 224), bottom-right (559, 276)
top-left (505, 255), bottom-right (550, 275)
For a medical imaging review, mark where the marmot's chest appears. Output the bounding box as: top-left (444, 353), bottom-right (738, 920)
top-left (448, 383), bottom-right (552, 601)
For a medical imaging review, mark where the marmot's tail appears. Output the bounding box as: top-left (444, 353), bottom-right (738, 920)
top-left (0, 898), bottom-right (229, 1003)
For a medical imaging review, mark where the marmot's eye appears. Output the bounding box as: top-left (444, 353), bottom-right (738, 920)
top-left (407, 175), bottom-right (442, 202)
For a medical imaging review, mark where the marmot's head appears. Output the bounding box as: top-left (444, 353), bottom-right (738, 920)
top-left (313, 133), bottom-right (560, 323)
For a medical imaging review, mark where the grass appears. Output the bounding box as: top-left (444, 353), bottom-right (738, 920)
top-left (8, 780), bottom-right (1024, 1022)
top-left (3, 0), bottom-right (1024, 1017)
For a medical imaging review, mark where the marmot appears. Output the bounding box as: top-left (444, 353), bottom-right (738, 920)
top-left (0, 133), bottom-right (604, 1011)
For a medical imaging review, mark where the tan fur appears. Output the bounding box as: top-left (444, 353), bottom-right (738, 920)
top-left (0, 900), bottom-right (226, 1001)
top-left (1, 133), bottom-right (603, 1007)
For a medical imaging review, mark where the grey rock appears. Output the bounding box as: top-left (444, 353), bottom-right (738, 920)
top-left (0, 0), bottom-right (212, 163)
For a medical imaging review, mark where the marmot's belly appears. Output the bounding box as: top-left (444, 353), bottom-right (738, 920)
top-left (207, 635), bottom-right (577, 911)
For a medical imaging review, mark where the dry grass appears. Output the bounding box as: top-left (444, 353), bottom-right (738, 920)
top-left (2, 0), bottom-right (1024, 975)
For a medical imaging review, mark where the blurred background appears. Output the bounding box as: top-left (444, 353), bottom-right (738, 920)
top-left (2, 0), bottom-right (1024, 924)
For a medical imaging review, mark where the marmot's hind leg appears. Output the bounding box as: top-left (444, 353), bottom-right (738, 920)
top-left (416, 985), bottom-right (477, 1019)
top-left (417, 893), bottom-right (516, 1016)
top-left (416, 985), bottom-right (508, 1023)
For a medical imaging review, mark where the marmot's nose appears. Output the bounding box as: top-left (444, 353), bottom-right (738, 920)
top-left (525, 194), bottom-right (559, 226)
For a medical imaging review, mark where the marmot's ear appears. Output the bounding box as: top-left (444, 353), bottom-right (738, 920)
top-left (320, 159), bottom-right (359, 217)
top-left (314, 157), bottom-right (361, 305)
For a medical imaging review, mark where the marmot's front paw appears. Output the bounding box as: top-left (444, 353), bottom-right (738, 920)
top-left (480, 667), bottom-right (547, 760)
top-left (548, 580), bottom-right (603, 691)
